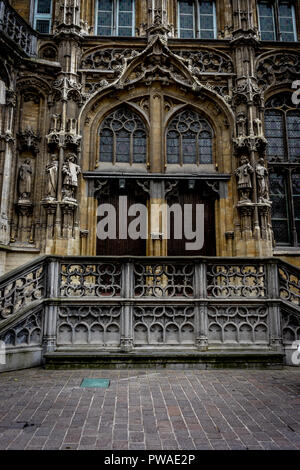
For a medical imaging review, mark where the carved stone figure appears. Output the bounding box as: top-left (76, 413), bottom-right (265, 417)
top-left (256, 158), bottom-right (269, 203)
top-left (235, 155), bottom-right (254, 202)
top-left (237, 112), bottom-right (247, 137)
top-left (18, 159), bottom-right (32, 201)
top-left (62, 154), bottom-right (81, 201)
top-left (45, 155), bottom-right (58, 200)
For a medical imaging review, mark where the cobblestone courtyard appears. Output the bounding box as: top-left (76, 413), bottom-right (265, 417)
top-left (0, 367), bottom-right (300, 450)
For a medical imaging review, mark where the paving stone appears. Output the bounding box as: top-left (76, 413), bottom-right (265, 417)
top-left (0, 368), bottom-right (300, 450)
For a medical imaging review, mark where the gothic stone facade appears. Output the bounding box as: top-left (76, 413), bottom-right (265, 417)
top-left (0, 0), bottom-right (300, 275)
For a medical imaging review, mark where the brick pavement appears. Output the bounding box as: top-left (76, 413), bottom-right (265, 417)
top-left (0, 367), bottom-right (299, 450)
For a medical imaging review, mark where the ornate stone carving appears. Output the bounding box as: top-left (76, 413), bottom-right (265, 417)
top-left (133, 305), bottom-right (195, 346)
top-left (174, 50), bottom-right (234, 75)
top-left (52, 77), bottom-right (82, 103)
top-left (94, 180), bottom-right (109, 198)
top-left (281, 310), bottom-right (300, 343)
top-left (57, 306), bottom-right (121, 346)
top-left (62, 154), bottom-right (81, 201)
top-left (208, 305), bottom-right (269, 344)
top-left (207, 263), bottom-right (266, 298)
top-left (80, 48), bottom-right (141, 72)
top-left (18, 128), bottom-right (41, 155)
top-left (235, 156), bottom-right (254, 203)
top-left (60, 262), bottom-right (122, 297)
top-left (133, 263), bottom-right (194, 298)
top-left (256, 53), bottom-right (300, 90)
top-left (0, 1), bottom-right (37, 57)
top-left (1, 311), bottom-right (43, 346)
top-left (232, 76), bottom-right (262, 106)
top-left (5, 89), bottom-right (16, 107)
top-left (0, 263), bottom-right (44, 320)
top-left (279, 265), bottom-right (300, 306)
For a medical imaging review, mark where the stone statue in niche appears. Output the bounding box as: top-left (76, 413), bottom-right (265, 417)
top-left (256, 158), bottom-right (269, 203)
top-left (236, 112), bottom-right (247, 137)
top-left (17, 159), bottom-right (32, 202)
top-left (62, 153), bottom-right (81, 201)
top-left (45, 155), bottom-right (58, 200)
top-left (235, 155), bottom-right (254, 203)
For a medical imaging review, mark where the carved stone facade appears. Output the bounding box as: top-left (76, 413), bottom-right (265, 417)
top-left (0, 0), bottom-right (299, 275)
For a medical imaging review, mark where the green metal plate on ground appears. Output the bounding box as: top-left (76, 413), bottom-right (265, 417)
top-left (80, 378), bottom-right (110, 388)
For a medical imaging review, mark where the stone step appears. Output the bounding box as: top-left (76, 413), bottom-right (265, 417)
top-left (44, 350), bottom-right (285, 370)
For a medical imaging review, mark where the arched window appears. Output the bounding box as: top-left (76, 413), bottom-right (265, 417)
top-left (178, 0), bottom-right (217, 39)
top-left (265, 93), bottom-right (300, 246)
top-left (166, 109), bottom-right (213, 165)
top-left (99, 107), bottom-right (147, 164)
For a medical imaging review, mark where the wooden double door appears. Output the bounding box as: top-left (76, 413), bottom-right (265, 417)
top-left (96, 180), bottom-right (216, 256)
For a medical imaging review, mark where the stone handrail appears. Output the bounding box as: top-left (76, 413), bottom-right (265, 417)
top-left (0, 256), bottom-right (299, 366)
top-left (0, 0), bottom-right (38, 57)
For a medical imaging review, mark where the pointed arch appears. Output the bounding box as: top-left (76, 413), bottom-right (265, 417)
top-left (98, 106), bottom-right (148, 165)
top-left (166, 107), bottom-right (214, 165)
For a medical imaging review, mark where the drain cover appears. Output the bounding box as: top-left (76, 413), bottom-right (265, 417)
top-left (80, 378), bottom-right (110, 388)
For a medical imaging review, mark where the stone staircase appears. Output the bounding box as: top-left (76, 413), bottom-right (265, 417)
top-left (0, 255), bottom-right (299, 371)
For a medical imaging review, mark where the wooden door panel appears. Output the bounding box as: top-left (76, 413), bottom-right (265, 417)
top-left (167, 188), bottom-right (216, 256)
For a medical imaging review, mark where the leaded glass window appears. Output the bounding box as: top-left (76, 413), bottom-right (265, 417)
top-left (99, 108), bottom-right (147, 165)
top-left (258, 1), bottom-right (297, 41)
top-left (34, 0), bottom-right (52, 33)
top-left (265, 93), bottom-right (300, 246)
top-left (96, 0), bottom-right (135, 36)
top-left (166, 109), bottom-right (213, 165)
top-left (178, 1), bottom-right (216, 39)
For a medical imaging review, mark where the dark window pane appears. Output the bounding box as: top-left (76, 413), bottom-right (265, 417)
top-left (37, 0), bottom-right (51, 14)
top-left (100, 129), bottom-right (114, 162)
top-left (119, 0), bottom-right (133, 11)
top-left (179, 0), bottom-right (194, 38)
top-left (98, 0), bottom-right (113, 10)
top-left (200, 15), bottom-right (214, 29)
top-left (260, 31), bottom-right (276, 40)
top-left (265, 111), bottom-right (285, 161)
top-left (116, 130), bottom-right (130, 162)
top-left (98, 27), bottom-right (112, 35)
top-left (36, 19), bottom-right (50, 33)
top-left (167, 131), bottom-right (180, 163)
top-left (182, 134), bottom-right (197, 164)
top-left (118, 0), bottom-right (133, 36)
top-left (258, 2), bottom-right (275, 40)
top-left (287, 112), bottom-right (300, 162)
top-left (272, 220), bottom-right (290, 244)
top-left (179, 0), bottom-right (194, 14)
top-left (292, 172), bottom-right (300, 241)
top-left (269, 171), bottom-right (291, 244)
top-left (133, 130), bottom-right (146, 163)
top-left (279, 2), bottom-right (296, 41)
top-left (199, 1), bottom-right (214, 14)
top-left (97, 0), bottom-right (112, 35)
top-left (98, 12), bottom-right (112, 26)
top-left (200, 29), bottom-right (215, 38)
top-left (281, 32), bottom-right (296, 41)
